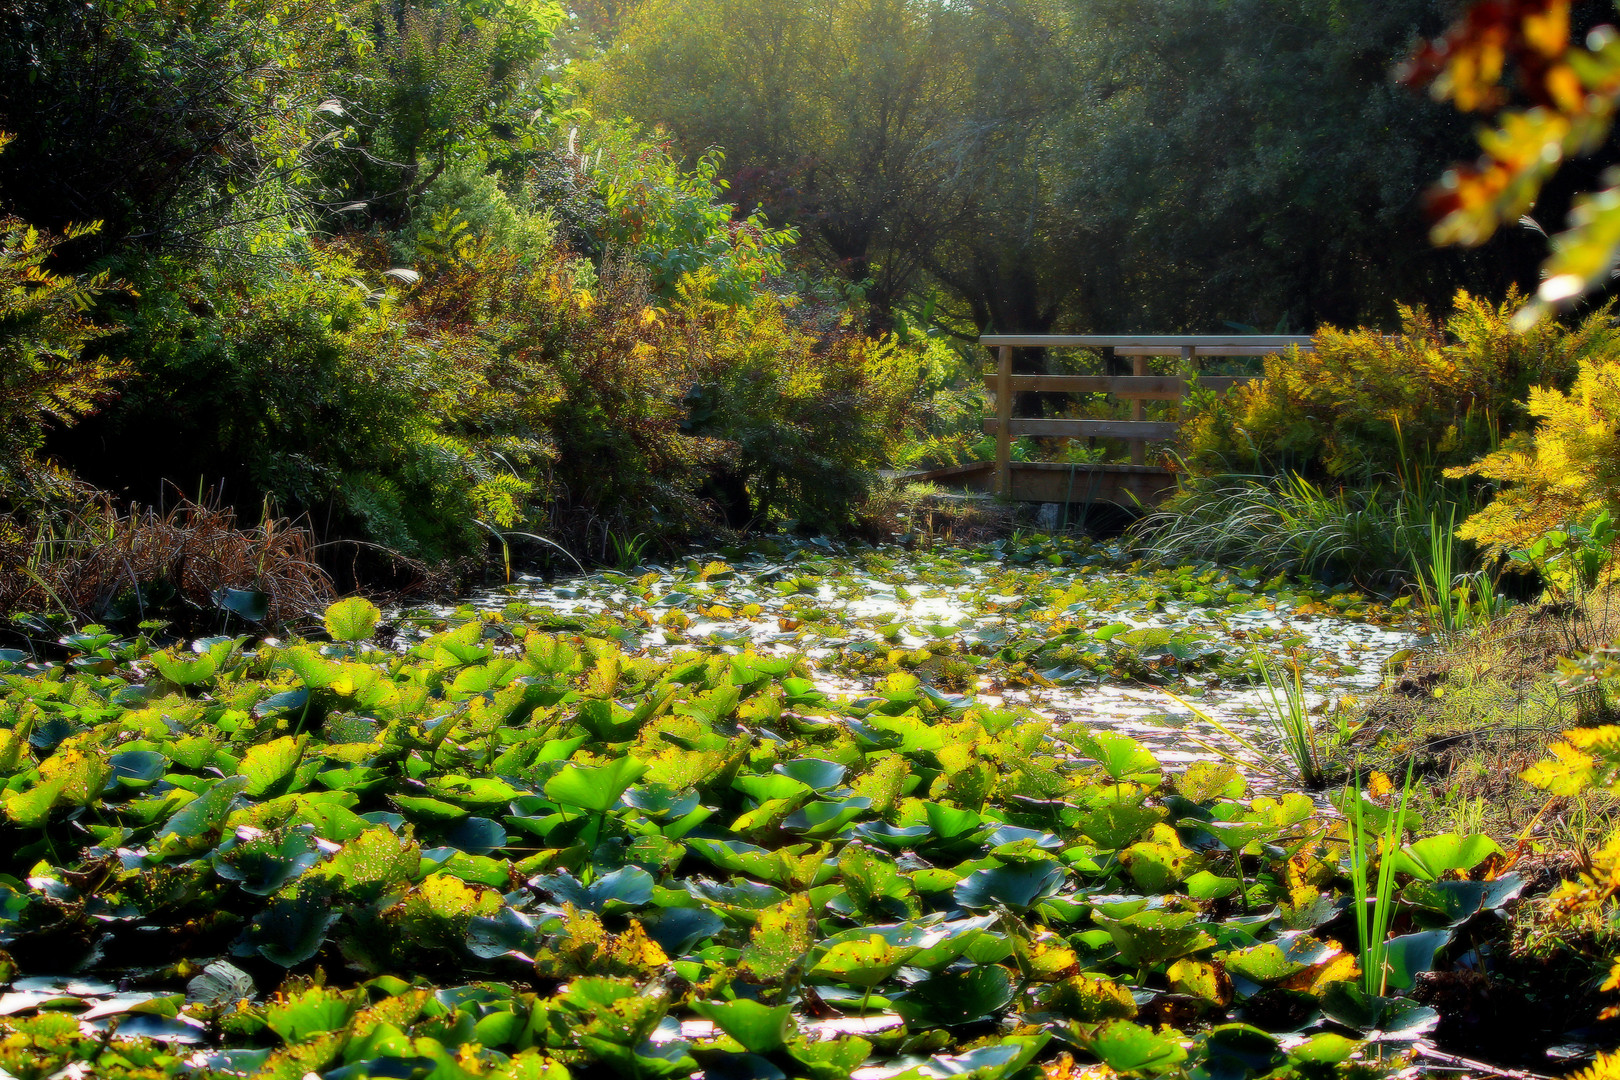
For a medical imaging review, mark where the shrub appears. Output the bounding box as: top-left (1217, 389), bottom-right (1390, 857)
top-left (675, 279), bottom-right (924, 530)
top-left (69, 237), bottom-right (513, 563)
top-left (1179, 290), bottom-right (1618, 482)
top-left (1450, 356), bottom-right (1620, 554)
top-left (0, 189), bottom-right (127, 498)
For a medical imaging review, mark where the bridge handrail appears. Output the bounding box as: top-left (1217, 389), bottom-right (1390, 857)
top-left (980, 334), bottom-right (1315, 348)
top-left (981, 333), bottom-right (1316, 498)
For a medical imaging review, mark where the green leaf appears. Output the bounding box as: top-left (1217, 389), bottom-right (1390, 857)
top-left (1084, 1021), bottom-right (1187, 1075)
top-left (151, 650), bottom-right (217, 687)
top-left (158, 776), bottom-right (249, 848)
top-left (953, 862), bottom-right (1065, 911)
top-left (250, 894), bottom-right (341, 967)
top-left (1381, 929), bottom-right (1452, 991)
top-left (782, 796), bottom-right (871, 837)
top-left (238, 736), bottom-right (305, 798)
top-left (1320, 982), bottom-right (1439, 1037)
top-left (1200, 1024), bottom-right (1287, 1080)
top-left (1390, 833), bottom-right (1501, 882)
top-left (213, 826), bottom-right (321, 896)
top-left (891, 964), bottom-right (1013, 1028)
top-left (531, 866), bottom-right (654, 913)
top-left (324, 597), bottom-right (382, 642)
top-left (1093, 909), bottom-right (1215, 967)
top-left (1077, 801), bottom-right (1163, 849)
top-left (1073, 730), bottom-right (1160, 783)
top-left (789, 1036), bottom-right (873, 1080)
top-left (3, 777), bottom-right (65, 828)
top-left (1288, 1033), bottom-right (1360, 1065)
top-left (545, 757), bottom-right (649, 813)
top-left (807, 935), bottom-right (919, 987)
top-left (215, 588), bottom-right (270, 623)
top-left (776, 758), bottom-right (846, 790)
top-left (692, 998), bottom-right (795, 1054)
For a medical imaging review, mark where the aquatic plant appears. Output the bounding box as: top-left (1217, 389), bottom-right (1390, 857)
top-left (0, 562), bottom-right (1507, 1080)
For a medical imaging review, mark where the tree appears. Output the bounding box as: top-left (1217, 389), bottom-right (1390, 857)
top-left (319, 0), bottom-right (569, 229)
top-left (0, 0), bottom-right (346, 263)
top-left (583, 0), bottom-right (985, 329)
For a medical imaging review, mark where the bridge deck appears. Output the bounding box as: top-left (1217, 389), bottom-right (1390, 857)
top-left (897, 461), bottom-right (1177, 506)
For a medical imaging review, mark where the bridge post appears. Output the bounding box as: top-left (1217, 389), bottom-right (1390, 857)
top-left (995, 345), bottom-right (1013, 498)
top-left (1180, 345), bottom-right (1195, 425)
top-left (1129, 353), bottom-right (1149, 466)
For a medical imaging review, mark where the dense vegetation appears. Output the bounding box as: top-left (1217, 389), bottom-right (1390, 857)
top-left (11, 1), bottom-right (1620, 1078)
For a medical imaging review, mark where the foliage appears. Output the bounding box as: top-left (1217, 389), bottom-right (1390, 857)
top-left (325, 0), bottom-right (570, 227)
top-left (587, 126), bottom-right (797, 306)
top-left (1450, 353), bottom-right (1620, 553)
top-left (1404, 0), bottom-right (1620, 322)
top-left (1519, 724), bottom-right (1620, 1023)
top-left (1134, 473), bottom-right (1473, 593)
top-left (0, 497), bottom-right (332, 630)
top-left (0, 195), bottom-right (127, 493)
top-left (1179, 290), bottom-right (1615, 483)
top-left (0, 0), bottom-right (347, 259)
top-left (0, 568), bottom-right (1518, 1078)
top-left (583, 0), bottom-right (981, 325)
top-left (588, 0), bottom-right (1529, 335)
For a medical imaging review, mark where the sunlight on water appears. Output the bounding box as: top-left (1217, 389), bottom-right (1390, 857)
top-left (461, 543), bottom-right (1416, 792)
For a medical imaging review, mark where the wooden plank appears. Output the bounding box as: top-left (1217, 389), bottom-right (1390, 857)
top-left (980, 374), bottom-right (1256, 398)
top-left (979, 334), bottom-right (1313, 348)
top-left (995, 345), bottom-right (1012, 499)
top-left (893, 461), bottom-right (995, 484)
top-left (984, 418), bottom-right (1181, 440)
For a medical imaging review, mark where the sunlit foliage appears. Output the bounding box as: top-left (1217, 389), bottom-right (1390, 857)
top-left (1179, 290), bottom-right (1616, 482)
top-left (1406, 0), bottom-right (1620, 321)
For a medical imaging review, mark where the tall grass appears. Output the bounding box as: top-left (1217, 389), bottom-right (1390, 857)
top-left (1348, 764), bottom-right (1414, 998)
top-left (1166, 652), bottom-right (1326, 788)
top-left (0, 496), bottom-right (332, 628)
top-left (1133, 469), bottom-right (1479, 593)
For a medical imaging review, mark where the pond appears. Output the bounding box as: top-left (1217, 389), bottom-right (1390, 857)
top-left (459, 536), bottom-right (1416, 789)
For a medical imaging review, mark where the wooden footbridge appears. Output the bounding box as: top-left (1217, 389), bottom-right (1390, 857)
top-left (905, 334), bottom-right (1315, 507)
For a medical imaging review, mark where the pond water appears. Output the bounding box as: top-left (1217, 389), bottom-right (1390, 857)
top-left (457, 539), bottom-right (1416, 790)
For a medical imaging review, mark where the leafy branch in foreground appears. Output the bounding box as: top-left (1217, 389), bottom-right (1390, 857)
top-left (1405, 0), bottom-right (1620, 322)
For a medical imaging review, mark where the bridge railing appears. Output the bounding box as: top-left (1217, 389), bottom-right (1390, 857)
top-left (980, 335), bottom-right (1316, 499)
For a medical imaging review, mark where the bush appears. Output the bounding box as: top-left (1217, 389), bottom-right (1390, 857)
top-left (0, 190), bottom-right (127, 498)
top-left (1179, 290), bottom-right (1618, 482)
top-left (1450, 356), bottom-right (1620, 554)
top-left (676, 278), bottom-right (923, 530)
top-left (67, 235), bottom-right (515, 563)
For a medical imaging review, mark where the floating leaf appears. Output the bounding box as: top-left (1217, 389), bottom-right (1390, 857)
top-left (325, 597), bottom-right (382, 642)
top-left (692, 998), bottom-right (795, 1054)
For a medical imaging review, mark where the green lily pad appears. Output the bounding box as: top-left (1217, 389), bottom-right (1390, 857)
top-left (891, 964), bottom-right (1013, 1028)
top-left (953, 862), bottom-right (1066, 911)
top-left (691, 998), bottom-right (796, 1054)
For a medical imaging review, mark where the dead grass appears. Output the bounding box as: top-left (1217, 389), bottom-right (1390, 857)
top-left (0, 496), bottom-right (333, 629)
